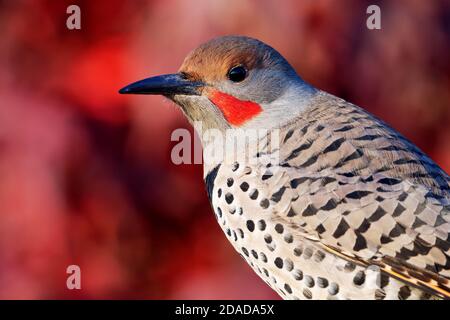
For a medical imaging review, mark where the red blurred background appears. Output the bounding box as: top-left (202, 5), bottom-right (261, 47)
top-left (0, 0), bottom-right (448, 299)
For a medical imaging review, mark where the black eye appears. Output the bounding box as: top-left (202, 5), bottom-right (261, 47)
top-left (228, 65), bottom-right (247, 82)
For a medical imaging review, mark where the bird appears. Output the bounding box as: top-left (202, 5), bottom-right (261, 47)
top-left (119, 35), bottom-right (450, 300)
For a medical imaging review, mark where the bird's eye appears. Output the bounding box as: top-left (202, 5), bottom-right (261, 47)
top-left (227, 65), bottom-right (247, 82)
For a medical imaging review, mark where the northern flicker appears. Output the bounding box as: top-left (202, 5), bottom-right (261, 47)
top-left (120, 36), bottom-right (450, 300)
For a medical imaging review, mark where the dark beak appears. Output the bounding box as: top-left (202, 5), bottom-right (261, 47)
top-left (119, 73), bottom-right (203, 96)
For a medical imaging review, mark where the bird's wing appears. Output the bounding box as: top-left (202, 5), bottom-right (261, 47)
top-left (265, 92), bottom-right (450, 298)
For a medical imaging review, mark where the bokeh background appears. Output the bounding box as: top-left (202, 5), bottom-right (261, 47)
top-left (0, 0), bottom-right (449, 299)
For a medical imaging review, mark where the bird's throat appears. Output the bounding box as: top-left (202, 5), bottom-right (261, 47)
top-left (208, 89), bottom-right (262, 126)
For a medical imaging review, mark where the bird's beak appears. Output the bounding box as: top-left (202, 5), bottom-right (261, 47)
top-left (119, 73), bottom-right (203, 96)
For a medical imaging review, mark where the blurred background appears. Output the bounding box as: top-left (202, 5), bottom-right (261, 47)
top-left (0, 0), bottom-right (449, 299)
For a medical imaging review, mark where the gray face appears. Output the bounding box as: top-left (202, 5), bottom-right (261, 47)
top-left (212, 66), bottom-right (297, 105)
top-left (119, 35), bottom-right (310, 132)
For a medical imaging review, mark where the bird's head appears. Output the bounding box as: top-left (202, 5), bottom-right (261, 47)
top-left (120, 36), bottom-right (316, 132)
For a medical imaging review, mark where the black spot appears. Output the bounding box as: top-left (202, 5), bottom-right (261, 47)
top-left (237, 228), bottom-right (244, 239)
top-left (356, 219), bottom-right (370, 233)
top-left (226, 177), bottom-right (234, 187)
top-left (369, 206), bottom-right (386, 222)
top-left (290, 177), bottom-right (310, 188)
top-left (389, 223), bottom-right (406, 238)
top-left (226, 228), bottom-right (231, 237)
top-left (302, 204), bottom-right (318, 216)
top-left (257, 219), bottom-right (266, 231)
top-left (334, 149), bottom-right (363, 168)
top-left (354, 134), bottom-right (382, 141)
top-left (346, 190), bottom-right (372, 200)
top-left (303, 288), bottom-right (312, 299)
top-left (205, 165), bottom-right (220, 201)
top-left (353, 234), bottom-right (368, 251)
top-left (301, 154), bottom-right (319, 167)
top-left (231, 162), bottom-right (239, 171)
top-left (275, 223), bottom-right (284, 234)
top-left (362, 175), bottom-right (374, 182)
top-left (378, 273), bottom-right (390, 288)
top-left (344, 262), bottom-right (356, 272)
top-left (284, 258), bottom-right (294, 271)
top-left (260, 252), bottom-right (268, 263)
top-left (353, 271), bottom-right (366, 286)
top-left (225, 193), bottom-right (234, 204)
top-left (414, 200), bottom-right (428, 215)
top-left (293, 246), bottom-right (303, 257)
top-left (260, 198), bottom-right (270, 209)
top-left (274, 257), bottom-right (283, 269)
top-left (321, 177), bottom-right (337, 186)
top-left (339, 172), bottom-right (356, 177)
top-left (249, 189), bottom-right (259, 200)
top-left (316, 224), bottom-right (326, 234)
top-left (217, 188), bottom-right (222, 198)
top-left (333, 219), bottom-right (350, 238)
top-left (314, 250), bottom-right (325, 262)
top-left (378, 177), bottom-right (401, 185)
top-left (375, 166), bottom-right (390, 174)
top-left (304, 275), bottom-right (315, 288)
top-left (381, 145), bottom-right (404, 152)
top-left (380, 235), bottom-right (393, 244)
top-left (317, 277), bottom-right (329, 288)
top-left (375, 289), bottom-right (386, 300)
top-left (334, 125), bottom-right (353, 132)
top-left (284, 234), bottom-right (293, 243)
top-left (377, 187), bottom-right (389, 193)
top-left (315, 125), bottom-right (325, 132)
top-left (262, 171), bottom-right (273, 180)
top-left (398, 286), bottom-right (411, 300)
top-left (394, 158), bottom-right (418, 166)
top-left (283, 130), bottom-right (294, 143)
top-left (241, 247), bottom-right (249, 257)
top-left (413, 240), bottom-right (433, 255)
top-left (397, 192), bottom-right (408, 201)
top-left (328, 283), bottom-right (339, 295)
top-left (240, 182), bottom-right (249, 192)
top-left (412, 217), bottom-right (426, 229)
top-left (216, 207), bottom-right (223, 218)
top-left (392, 204), bottom-right (406, 217)
top-left (284, 284), bottom-right (293, 294)
top-left (320, 199), bottom-right (337, 211)
top-left (293, 269), bottom-right (303, 280)
top-left (435, 215), bottom-right (447, 227)
top-left (323, 138), bottom-right (345, 153)
top-left (271, 187), bottom-right (286, 202)
top-left (251, 250), bottom-right (258, 259)
top-left (287, 208), bottom-right (297, 217)
top-left (264, 234), bottom-right (272, 244)
top-left (303, 247), bottom-right (313, 259)
top-left (285, 142), bottom-right (313, 161)
top-left (246, 220), bottom-right (255, 232)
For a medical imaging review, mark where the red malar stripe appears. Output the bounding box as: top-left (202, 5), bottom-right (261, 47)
top-left (208, 89), bottom-right (262, 126)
